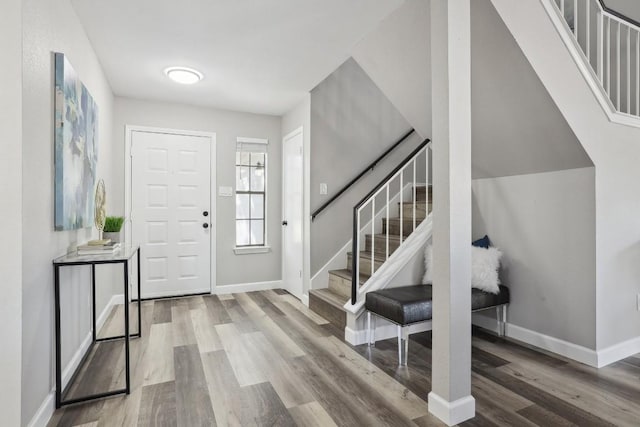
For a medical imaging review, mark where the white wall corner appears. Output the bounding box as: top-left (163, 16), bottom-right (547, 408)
top-left (596, 335), bottom-right (640, 368)
top-left (428, 393), bottom-right (476, 426)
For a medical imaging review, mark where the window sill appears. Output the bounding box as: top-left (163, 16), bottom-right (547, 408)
top-left (233, 246), bottom-right (271, 255)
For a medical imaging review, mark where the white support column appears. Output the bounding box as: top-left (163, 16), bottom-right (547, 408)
top-left (0, 0), bottom-right (23, 425)
top-left (428, 0), bottom-right (474, 426)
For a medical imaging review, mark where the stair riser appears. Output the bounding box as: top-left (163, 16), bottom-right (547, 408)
top-left (382, 218), bottom-right (423, 237)
top-left (365, 235), bottom-right (401, 256)
top-left (309, 293), bottom-right (346, 330)
top-left (347, 253), bottom-right (385, 275)
top-left (328, 272), bottom-right (352, 299)
top-left (399, 203), bottom-right (430, 221)
top-left (414, 186), bottom-right (432, 202)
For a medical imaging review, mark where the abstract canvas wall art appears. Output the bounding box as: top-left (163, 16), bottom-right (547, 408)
top-left (54, 52), bottom-right (99, 231)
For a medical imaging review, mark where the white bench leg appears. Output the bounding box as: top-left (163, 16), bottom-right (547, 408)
top-left (496, 305), bottom-right (507, 337)
top-left (398, 325), bottom-right (409, 366)
top-left (368, 312), bottom-right (376, 347)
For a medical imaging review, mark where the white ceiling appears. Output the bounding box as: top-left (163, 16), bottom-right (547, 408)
top-left (71, 0), bottom-right (404, 116)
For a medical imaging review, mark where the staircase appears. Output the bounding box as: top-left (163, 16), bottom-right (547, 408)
top-left (309, 184), bottom-right (432, 330)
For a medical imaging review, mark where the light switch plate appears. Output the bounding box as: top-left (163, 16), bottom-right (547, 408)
top-left (320, 183), bottom-right (328, 195)
top-left (219, 186), bottom-right (233, 197)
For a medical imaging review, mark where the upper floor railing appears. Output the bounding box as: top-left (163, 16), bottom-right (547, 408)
top-left (553, 0), bottom-right (640, 117)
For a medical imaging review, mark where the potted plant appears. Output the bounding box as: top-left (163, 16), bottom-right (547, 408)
top-left (102, 216), bottom-right (125, 243)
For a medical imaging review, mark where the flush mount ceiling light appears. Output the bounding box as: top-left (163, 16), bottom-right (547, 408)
top-left (164, 67), bottom-right (203, 85)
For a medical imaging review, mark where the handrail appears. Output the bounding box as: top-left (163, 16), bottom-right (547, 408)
top-left (351, 138), bottom-right (430, 304)
top-left (597, 0), bottom-right (640, 30)
top-left (311, 128), bottom-right (416, 221)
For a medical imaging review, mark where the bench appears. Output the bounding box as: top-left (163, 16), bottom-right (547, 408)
top-left (365, 284), bottom-right (510, 366)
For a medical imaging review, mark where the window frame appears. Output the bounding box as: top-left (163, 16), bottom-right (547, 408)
top-left (234, 137), bottom-right (269, 252)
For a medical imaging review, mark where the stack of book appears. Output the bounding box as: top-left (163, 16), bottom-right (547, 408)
top-left (77, 241), bottom-right (122, 256)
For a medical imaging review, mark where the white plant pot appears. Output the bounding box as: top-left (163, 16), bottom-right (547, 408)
top-left (103, 231), bottom-right (122, 243)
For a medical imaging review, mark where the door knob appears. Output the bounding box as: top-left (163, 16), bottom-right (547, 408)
top-left (203, 223), bottom-right (209, 229)
top-left (203, 211), bottom-right (209, 217)
top-left (282, 220), bottom-right (288, 226)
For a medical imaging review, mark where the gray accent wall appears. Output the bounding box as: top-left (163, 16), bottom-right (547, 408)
top-left (22, 0), bottom-right (117, 422)
top-left (113, 97), bottom-right (282, 287)
top-left (472, 167), bottom-right (597, 349)
top-left (310, 58), bottom-right (421, 275)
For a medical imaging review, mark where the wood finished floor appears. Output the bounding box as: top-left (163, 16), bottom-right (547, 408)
top-left (49, 290), bottom-right (640, 427)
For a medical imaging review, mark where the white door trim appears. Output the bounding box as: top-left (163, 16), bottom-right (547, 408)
top-left (281, 126), bottom-right (307, 300)
top-left (124, 125), bottom-right (217, 295)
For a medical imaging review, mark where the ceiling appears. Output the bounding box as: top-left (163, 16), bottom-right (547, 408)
top-left (71, 0), bottom-right (404, 116)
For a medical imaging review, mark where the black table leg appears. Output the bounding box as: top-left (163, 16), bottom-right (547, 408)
top-left (124, 259), bottom-right (131, 394)
top-left (54, 265), bottom-right (61, 409)
top-left (137, 248), bottom-right (141, 338)
top-left (92, 264), bottom-right (96, 342)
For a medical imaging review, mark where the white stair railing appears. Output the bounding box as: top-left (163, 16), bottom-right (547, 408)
top-left (350, 139), bottom-right (432, 305)
top-left (553, 0), bottom-right (640, 117)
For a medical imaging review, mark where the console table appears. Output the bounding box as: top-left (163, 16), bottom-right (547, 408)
top-left (52, 246), bottom-right (141, 408)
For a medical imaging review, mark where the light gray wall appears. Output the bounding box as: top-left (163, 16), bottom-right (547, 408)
top-left (310, 58), bottom-right (420, 275)
top-left (352, 0), bottom-right (592, 179)
top-left (352, 0), bottom-right (431, 139)
top-left (22, 0), bottom-right (117, 422)
top-left (0, 0), bottom-right (23, 424)
top-left (470, 0), bottom-right (593, 178)
top-left (605, 0), bottom-right (640, 22)
top-left (472, 167), bottom-right (596, 349)
top-left (113, 97), bottom-right (282, 286)
top-left (490, 0), bottom-right (640, 352)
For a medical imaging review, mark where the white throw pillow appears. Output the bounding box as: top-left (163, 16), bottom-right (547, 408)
top-left (422, 244), bottom-right (502, 294)
top-left (422, 244), bottom-right (433, 284)
top-left (471, 246), bottom-right (502, 294)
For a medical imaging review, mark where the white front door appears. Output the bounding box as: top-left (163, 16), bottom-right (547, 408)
top-left (131, 130), bottom-right (213, 298)
top-left (282, 128), bottom-right (304, 298)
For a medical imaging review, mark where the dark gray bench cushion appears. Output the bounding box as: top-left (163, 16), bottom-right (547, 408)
top-left (365, 284), bottom-right (510, 325)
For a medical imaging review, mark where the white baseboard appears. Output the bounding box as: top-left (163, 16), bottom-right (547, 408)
top-left (301, 293), bottom-right (309, 307)
top-left (344, 321), bottom-right (433, 346)
top-left (96, 294), bottom-right (124, 332)
top-left (27, 392), bottom-right (54, 427)
top-left (428, 393), bottom-right (475, 426)
top-left (506, 323), bottom-right (598, 367)
top-left (596, 336), bottom-right (640, 368)
top-left (61, 333), bottom-right (93, 390)
top-left (215, 280), bottom-right (282, 295)
top-left (28, 294), bottom-right (123, 427)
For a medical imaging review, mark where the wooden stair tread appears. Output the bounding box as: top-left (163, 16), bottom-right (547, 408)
top-left (328, 268), bottom-right (369, 285)
top-left (309, 288), bottom-right (347, 310)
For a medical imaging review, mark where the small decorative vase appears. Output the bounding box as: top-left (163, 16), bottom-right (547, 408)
top-left (103, 231), bottom-right (122, 243)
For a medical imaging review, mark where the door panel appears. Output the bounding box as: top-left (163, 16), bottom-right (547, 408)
top-left (282, 130), bottom-right (304, 298)
top-left (132, 131), bottom-right (212, 298)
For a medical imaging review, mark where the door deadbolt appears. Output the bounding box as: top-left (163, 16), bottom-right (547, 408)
top-left (203, 223), bottom-right (209, 229)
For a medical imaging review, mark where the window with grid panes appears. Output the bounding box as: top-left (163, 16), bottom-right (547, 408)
top-left (235, 138), bottom-right (267, 247)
